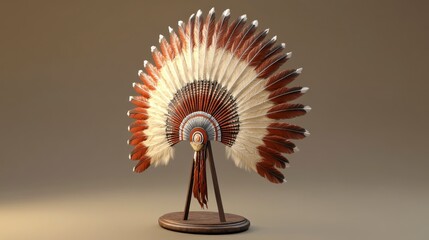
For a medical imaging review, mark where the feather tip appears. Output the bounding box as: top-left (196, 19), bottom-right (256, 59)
top-left (301, 87), bottom-right (309, 93)
top-left (304, 106), bottom-right (312, 112)
top-left (223, 9), bottom-right (230, 16)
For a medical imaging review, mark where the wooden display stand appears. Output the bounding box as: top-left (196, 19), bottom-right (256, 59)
top-left (158, 141), bottom-right (250, 234)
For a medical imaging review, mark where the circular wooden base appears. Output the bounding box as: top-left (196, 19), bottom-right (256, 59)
top-left (158, 211), bottom-right (250, 234)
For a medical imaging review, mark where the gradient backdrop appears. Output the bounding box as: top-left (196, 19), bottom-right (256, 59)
top-left (1, 1), bottom-right (428, 239)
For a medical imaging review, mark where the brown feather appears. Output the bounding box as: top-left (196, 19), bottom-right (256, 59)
top-left (215, 12), bottom-right (231, 48)
top-left (267, 122), bottom-right (307, 139)
top-left (269, 86), bottom-right (305, 104)
top-left (265, 69), bottom-right (300, 91)
top-left (267, 103), bottom-right (307, 119)
top-left (231, 23), bottom-right (256, 54)
top-left (257, 146), bottom-right (288, 168)
top-left (256, 53), bottom-right (288, 78)
top-left (224, 16), bottom-right (246, 51)
top-left (263, 135), bottom-right (296, 154)
top-left (256, 161), bottom-right (284, 183)
top-left (264, 44), bottom-right (285, 60)
top-left (238, 29), bottom-right (268, 61)
top-left (248, 38), bottom-right (276, 66)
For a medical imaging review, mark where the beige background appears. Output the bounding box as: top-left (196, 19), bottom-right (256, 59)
top-left (1, 0), bottom-right (428, 239)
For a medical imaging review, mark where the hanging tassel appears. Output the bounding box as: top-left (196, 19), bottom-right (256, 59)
top-left (192, 146), bottom-right (208, 208)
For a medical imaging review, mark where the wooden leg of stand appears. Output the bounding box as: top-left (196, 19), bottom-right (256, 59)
top-left (207, 141), bottom-right (226, 222)
top-left (183, 158), bottom-right (195, 220)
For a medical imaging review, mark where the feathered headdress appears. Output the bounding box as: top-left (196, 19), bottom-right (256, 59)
top-left (128, 8), bottom-right (310, 208)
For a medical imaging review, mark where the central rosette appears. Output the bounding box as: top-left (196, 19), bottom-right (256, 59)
top-left (165, 80), bottom-right (240, 147)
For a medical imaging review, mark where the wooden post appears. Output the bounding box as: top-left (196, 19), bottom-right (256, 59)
top-left (207, 141), bottom-right (226, 222)
top-left (183, 157), bottom-right (195, 220)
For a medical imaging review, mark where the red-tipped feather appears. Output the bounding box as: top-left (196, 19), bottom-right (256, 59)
top-left (265, 69), bottom-right (300, 91)
top-left (129, 131), bottom-right (147, 146)
top-left (160, 36), bottom-right (174, 60)
top-left (130, 143), bottom-right (148, 160)
top-left (267, 122), bottom-right (307, 139)
top-left (256, 161), bottom-right (284, 183)
top-left (151, 48), bottom-right (165, 69)
top-left (130, 96), bottom-right (149, 108)
top-left (133, 83), bottom-right (151, 98)
top-left (175, 23), bottom-right (186, 53)
top-left (128, 108), bottom-right (148, 120)
top-left (186, 14), bottom-right (195, 49)
top-left (144, 62), bottom-right (160, 83)
top-left (138, 72), bottom-right (156, 90)
top-left (169, 30), bottom-right (181, 56)
top-left (203, 9), bottom-right (215, 47)
top-left (129, 120), bottom-right (148, 133)
top-left (134, 157), bottom-right (151, 173)
top-left (267, 103), bottom-right (307, 119)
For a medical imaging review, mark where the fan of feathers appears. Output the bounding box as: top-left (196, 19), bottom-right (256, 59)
top-left (128, 8), bottom-right (310, 208)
